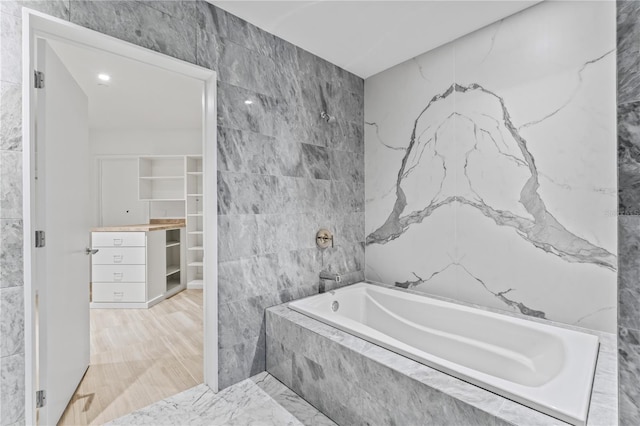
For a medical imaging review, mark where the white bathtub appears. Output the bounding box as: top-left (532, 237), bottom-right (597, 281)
top-left (288, 282), bottom-right (599, 426)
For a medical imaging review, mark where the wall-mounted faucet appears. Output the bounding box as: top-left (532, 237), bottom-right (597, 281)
top-left (319, 270), bottom-right (341, 282)
top-left (319, 269), bottom-right (341, 294)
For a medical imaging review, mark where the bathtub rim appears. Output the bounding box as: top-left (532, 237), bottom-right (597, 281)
top-left (284, 281), bottom-right (614, 426)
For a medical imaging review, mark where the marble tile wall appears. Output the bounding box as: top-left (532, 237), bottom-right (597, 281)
top-left (365, 1), bottom-right (617, 334)
top-left (618, 1), bottom-right (640, 424)
top-left (0, 1), bottom-right (363, 423)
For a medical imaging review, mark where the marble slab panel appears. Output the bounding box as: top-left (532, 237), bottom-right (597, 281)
top-left (619, 215), bottom-right (640, 330)
top-left (70, 1), bottom-right (197, 64)
top-left (0, 286), bottom-right (24, 357)
top-left (0, 1), bottom-right (69, 20)
top-left (217, 82), bottom-right (284, 138)
top-left (364, 0), bottom-right (616, 333)
top-left (109, 372), bottom-right (333, 426)
top-left (217, 127), bottom-right (303, 178)
top-left (219, 337), bottom-right (266, 390)
top-left (619, 326), bottom-right (640, 426)
top-left (618, 0), bottom-right (640, 105)
top-left (217, 40), bottom-right (284, 99)
top-left (136, 0), bottom-right (196, 22)
top-left (217, 171), bottom-right (281, 215)
top-left (0, 82), bottom-right (21, 151)
top-left (0, 150), bottom-right (22, 219)
top-left (0, 12), bottom-right (22, 84)
top-left (0, 353), bottom-right (25, 425)
top-left (619, 101), bottom-right (640, 214)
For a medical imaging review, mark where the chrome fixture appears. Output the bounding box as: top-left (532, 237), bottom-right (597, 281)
top-left (320, 111), bottom-right (336, 123)
top-left (319, 270), bottom-right (341, 294)
top-left (331, 300), bottom-right (340, 312)
top-left (316, 228), bottom-right (334, 249)
top-left (319, 270), bottom-right (342, 282)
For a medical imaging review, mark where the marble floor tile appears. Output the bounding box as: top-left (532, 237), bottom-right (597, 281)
top-left (109, 372), bottom-right (334, 426)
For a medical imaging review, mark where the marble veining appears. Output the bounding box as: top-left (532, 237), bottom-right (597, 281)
top-left (619, 102), bottom-right (640, 214)
top-left (618, 0), bottom-right (640, 105)
top-left (0, 286), bottom-right (24, 358)
top-left (70, 1), bottom-right (197, 64)
top-left (0, 219), bottom-right (23, 289)
top-left (619, 327), bottom-right (640, 425)
top-left (0, 82), bottom-right (21, 151)
top-left (108, 372), bottom-right (334, 426)
top-left (365, 0), bottom-right (616, 333)
top-left (618, 2), bottom-right (640, 423)
top-left (0, 352), bottom-right (25, 425)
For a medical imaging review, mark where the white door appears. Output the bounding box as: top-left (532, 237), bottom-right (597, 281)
top-left (35, 39), bottom-right (91, 425)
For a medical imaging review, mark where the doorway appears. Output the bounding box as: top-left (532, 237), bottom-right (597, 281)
top-left (23, 10), bottom-right (218, 425)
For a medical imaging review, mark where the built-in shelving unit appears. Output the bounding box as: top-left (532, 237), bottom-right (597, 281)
top-left (186, 156), bottom-right (204, 289)
top-left (165, 228), bottom-right (182, 294)
top-left (139, 156), bottom-right (186, 219)
top-left (134, 155), bottom-right (203, 291)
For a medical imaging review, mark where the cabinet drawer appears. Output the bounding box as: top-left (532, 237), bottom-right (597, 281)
top-left (92, 282), bottom-right (145, 303)
top-left (92, 247), bottom-right (146, 265)
top-left (92, 232), bottom-right (146, 248)
top-left (93, 265), bottom-right (145, 283)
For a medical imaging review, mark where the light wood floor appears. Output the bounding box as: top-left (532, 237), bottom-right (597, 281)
top-left (58, 289), bottom-right (203, 426)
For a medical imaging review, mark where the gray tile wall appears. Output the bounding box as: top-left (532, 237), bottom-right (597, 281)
top-left (0, 1), bottom-right (363, 423)
top-left (619, 1), bottom-right (640, 424)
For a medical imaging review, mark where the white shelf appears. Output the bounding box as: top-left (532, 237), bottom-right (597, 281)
top-left (139, 156), bottom-right (185, 201)
top-left (139, 176), bottom-right (184, 180)
top-left (166, 281), bottom-right (181, 292)
top-left (186, 155), bottom-right (204, 287)
top-left (166, 265), bottom-right (181, 275)
top-left (165, 281), bottom-right (182, 296)
top-left (166, 241), bottom-right (180, 248)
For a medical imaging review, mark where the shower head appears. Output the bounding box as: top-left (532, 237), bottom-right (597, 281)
top-left (320, 111), bottom-right (336, 124)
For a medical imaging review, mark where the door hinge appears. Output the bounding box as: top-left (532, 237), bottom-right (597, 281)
top-left (35, 230), bottom-right (46, 248)
top-left (34, 71), bottom-right (44, 89)
top-left (36, 389), bottom-right (46, 408)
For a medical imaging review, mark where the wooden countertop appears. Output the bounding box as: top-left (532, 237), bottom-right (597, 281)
top-left (92, 219), bottom-right (186, 232)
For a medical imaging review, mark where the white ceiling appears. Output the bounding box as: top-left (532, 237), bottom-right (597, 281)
top-left (49, 40), bottom-right (203, 130)
top-left (211, 0), bottom-right (541, 78)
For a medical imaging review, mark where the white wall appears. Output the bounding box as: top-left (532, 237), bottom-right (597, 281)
top-left (90, 128), bottom-right (201, 226)
top-left (90, 128), bottom-right (201, 156)
top-left (364, 1), bottom-right (616, 332)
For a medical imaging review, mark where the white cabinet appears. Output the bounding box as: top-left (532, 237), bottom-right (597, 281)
top-left (91, 228), bottom-right (185, 308)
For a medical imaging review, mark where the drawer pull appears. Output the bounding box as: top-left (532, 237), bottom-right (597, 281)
top-left (113, 238), bottom-right (123, 246)
top-left (113, 272), bottom-right (123, 281)
top-left (113, 255), bottom-right (123, 263)
top-left (113, 291), bottom-right (124, 300)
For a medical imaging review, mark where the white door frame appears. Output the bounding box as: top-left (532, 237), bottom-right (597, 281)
top-left (22, 9), bottom-right (218, 425)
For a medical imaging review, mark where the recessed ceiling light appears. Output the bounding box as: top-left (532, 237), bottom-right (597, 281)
top-left (244, 100), bottom-right (253, 105)
top-left (97, 73), bottom-right (111, 82)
